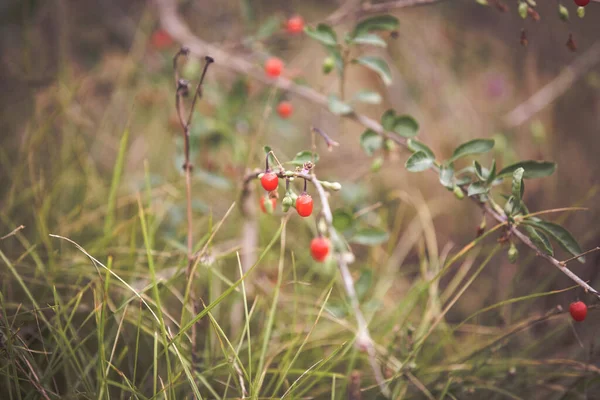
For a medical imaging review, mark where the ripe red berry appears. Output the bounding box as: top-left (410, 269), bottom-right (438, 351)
top-left (310, 237), bottom-right (330, 262)
top-left (296, 193), bottom-right (313, 217)
top-left (286, 15), bottom-right (304, 34)
top-left (574, 0), bottom-right (590, 6)
top-left (260, 196), bottom-right (277, 214)
top-left (277, 101), bottom-right (293, 118)
top-left (569, 301), bottom-right (588, 322)
top-left (261, 172), bottom-right (279, 192)
top-left (150, 29), bottom-right (174, 50)
top-left (265, 57), bottom-right (284, 78)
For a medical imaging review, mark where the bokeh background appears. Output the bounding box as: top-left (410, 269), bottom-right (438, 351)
top-left (2, 0), bottom-right (600, 398)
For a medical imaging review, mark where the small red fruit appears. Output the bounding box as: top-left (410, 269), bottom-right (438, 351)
top-left (286, 15), bottom-right (305, 34)
top-left (261, 172), bottom-right (279, 192)
top-left (310, 237), bottom-right (330, 262)
top-left (277, 101), bottom-right (293, 118)
top-left (150, 29), bottom-right (174, 50)
top-left (260, 196), bottom-right (277, 214)
top-left (569, 301), bottom-right (587, 322)
top-left (265, 57), bottom-right (284, 78)
top-left (296, 193), bottom-right (313, 217)
top-left (574, 0), bottom-right (590, 6)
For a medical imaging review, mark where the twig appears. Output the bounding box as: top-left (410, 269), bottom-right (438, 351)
top-left (503, 41), bottom-right (600, 129)
top-left (560, 247), bottom-right (600, 266)
top-left (173, 51), bottom-right (214, 370)
top-left (1, 225), bottom-right (25, 240)
top-left (325, 0), bottom-right (448, 25)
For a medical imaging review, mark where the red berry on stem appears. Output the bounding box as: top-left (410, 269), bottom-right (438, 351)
top-left (574, 0), bottom-right (590, 6)
top-left (286, 15), bottom-right (304, 34)
top-left (569, 301), bottom-right (587, 322)
top-left (260, 196), bottom-right (277, 214)
top-left (265, 57), bottom-right (284, 78)
top-left (296, 193), bottom-right (313, 217)
top-left (310, 237), bottom-right (330, 262)
top-left (277, 101), bottom-right (293, 118)
top-left (151, 29), bottom-right (174, 50)
top-left (261, 172), bottom-right (279, 192)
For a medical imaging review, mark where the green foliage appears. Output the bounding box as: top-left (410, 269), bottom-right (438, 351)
top-left (354, 56), bottom-right (393, 85)
top-left (449, 139), bottom-right (495, 162)
top-left (405, 151), bottom-right (435, 172)
top-left (360, 129), bottom-right (383, 156)
top-left (328, 94), bottom-right (353, 115)
top-left (304, 23), bottom-right (337, 46)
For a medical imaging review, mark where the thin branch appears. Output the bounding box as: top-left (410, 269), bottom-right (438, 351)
top-left (1, 225), bottom-right (25, 240)
top-left (503, 41), bottom-right (600, 129)
top-left (325, 0), bottom-right (448, 25)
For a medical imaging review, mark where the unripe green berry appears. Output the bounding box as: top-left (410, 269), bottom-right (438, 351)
top-left (558, 4), bottom-right (569, 22)
top-left (330, 182), bottom-right (342, 191)
top-left (453, 186), bottom-right (465, 200)
top-left (518, 2), bottom-right (528, 19)
top-left (577, 6), bottom-right (585, 18)
top-left (508, 243), bottom-right (518, 263)
top-left (282, 196), bottom-right (293, 212)
top-left (322, 56), bottom-right (335, 74)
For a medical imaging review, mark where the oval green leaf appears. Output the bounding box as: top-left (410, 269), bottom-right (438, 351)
top-left (523, 225), bottom-right (554, 256)
top-left (328, 94), bottom-right (353, 115)
top-left (289, 150), bottom-right (320, 166)
top-left (350, 228), bottom-right (389, 246)
top-left (497, 160), bottom-right (557, 179)
top-left (351, 32), bottom-right (387, 47)
top-left (407, 139), bottom-right (434, 158)
top-left (352, 15), bottom-right (399, 37)
top-left (355, 56), bottom-right (392, 86)
top-left (353, 90), bottom-right (383, 104)
top-left (393, 115), bottom-right (419, 138)
top-left (304, 23), bottom-right (338, 46)
top-left (405, 151), bottom-right (434, 172)
top-left (360, 129), bottom-right (383, 156)
top-left (522, 219), bottom-right (584, 262)
top-left (449, 139), bottom-right (495, 162)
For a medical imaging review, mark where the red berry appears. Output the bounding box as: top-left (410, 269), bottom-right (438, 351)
top-left (296, 194), bottom-right (313, 217)
top-left (260, 196), bottom-right (277, 214)
top-left (310, 237), bottom-right (330, 262)
top-left (265, 57), bottom-right (284, 78)
top-left (261, 172), bottom-right (279, 192)
top-left (277, 101), bottom-right (293, 118)
top-left (574, 0), bottom-right (590, 6)
top-left (150, 29), bottom-right (174, 50)
top-left (286, 15), bottom-right (304, 34)
top-left (569, 301), bottom-right (588, 322)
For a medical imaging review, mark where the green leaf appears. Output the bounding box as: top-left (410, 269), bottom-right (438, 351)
top-left (355, 269), bottom-right (373, 300)
top-left (473, 161), bottom-right (485, 181)
top-left (355, 56), bottom-right (392, 86)
top-left (289, 150), bottom-right (320, 166)
top-left (350, 228), bottom-right (389, 246)
top-left (512, 167), bottom-right (525, 202)
top-left (405, 151), bottom-right (434, 172)
top-left (360, 129), bottom-right (383, 156)
top-left (407, 139), bottom-right (434, 158)
top-left (497, 161), bottom-right (557, 179)
top-left (353, 90), bottom-right (382, 104)
top-left (486, 159), bottom-right (497, 185)
top-left (381, 109), bottom-right (396, 131)
top-left (332, 209), bottom-right (355, 231)
top-left (449, 139), bottom-right (495, 162)
top-left (352, 15), bottom-right (399, 37)
top-left (467, 182), bottom-right (489, 197)
top-left (523, 226), bottom-right (554, 256)
top-left (504, 195), bottom-right (519, 217)
top-left (439, 163), bottom-right (454, 189)
top-left (522, 219), bottom-right (584, 262)
top-left (328, 94), bottom-right (353, 115)
top-left (304, 24), bottom-right (337, 46)
top-left (392, 115), bottom-right (419, 138)
top-left (351, 32), bottom-right (387, 47)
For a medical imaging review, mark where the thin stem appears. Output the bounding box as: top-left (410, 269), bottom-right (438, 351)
top-left (560, 247), bottom-right (600, 266)
top-left (186, 56), bottom-right (214, 128)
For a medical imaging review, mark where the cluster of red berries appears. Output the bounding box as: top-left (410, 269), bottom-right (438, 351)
top-left (259, 172), bottom-right (314, 218)
top-left (569, 301), bottom-right (588, 322)
top-left (263, 15), bottom-right (305, 119)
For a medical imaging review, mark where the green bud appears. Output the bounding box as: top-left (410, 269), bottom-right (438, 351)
top-left (371, 157), bottom-right (384, 173)
top-left (453, 186), bottom-right (465, 200)
top-left (508, 243), bottom-right (519, 263)
top-left (558, 4), bottom-right (569, 22)
top-left (282, 196), bottom-right (292, 212)
top-left (384, 139), bottom-right (395, 151)
top-left (475, 0), bottom-right (488, 5)
top-left (577, 6), bottom-right (585, 18)
top-left (322, 56), bottom-right (335, 74)
top-left (518, 2), bottom-right (528, 19)
top-left (330, 182), bottom-right (342, 191)
top-left (284, 170), bottom-right (295, 177)
top-left (264, 197), bottom-right (275, 215)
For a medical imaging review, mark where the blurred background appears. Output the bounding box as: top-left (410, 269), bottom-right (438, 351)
top-left (2, 0), bottom-right (600, 398)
